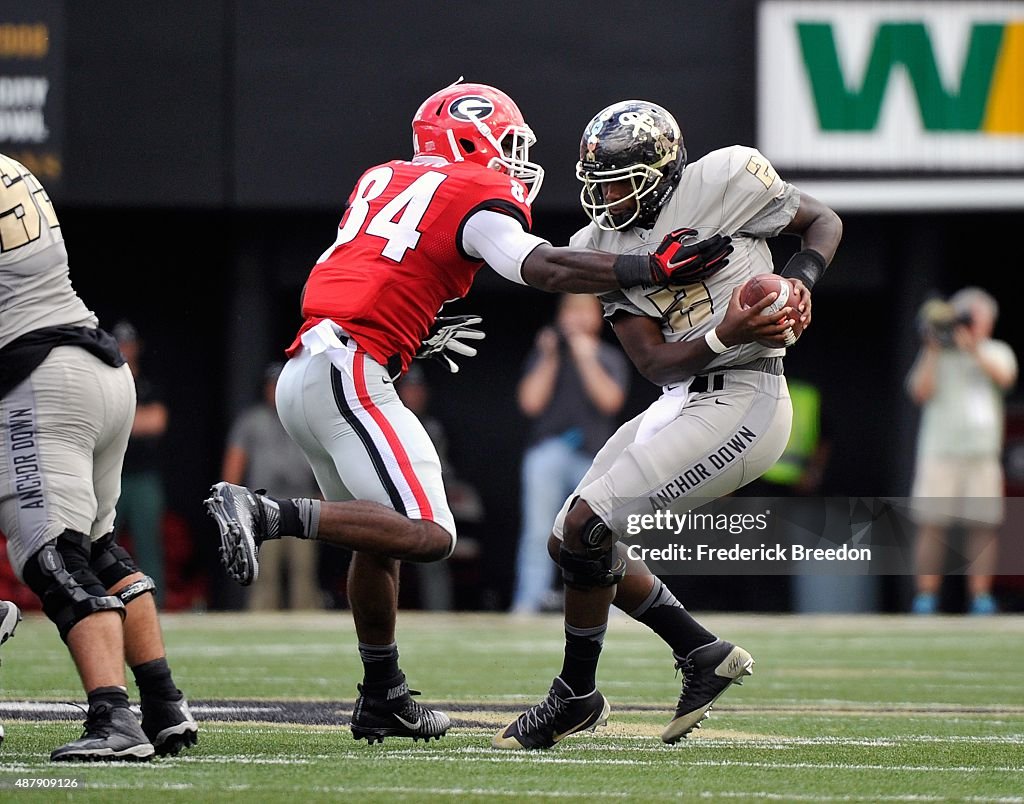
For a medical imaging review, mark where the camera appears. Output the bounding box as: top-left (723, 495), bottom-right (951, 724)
top-left (918, 298), bottom-right (973, 347)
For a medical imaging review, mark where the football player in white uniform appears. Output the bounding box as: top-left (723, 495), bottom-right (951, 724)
top-left (494, 100), bottom-right (842, 749)
top-left (0, 154), bottom-right (197, 761)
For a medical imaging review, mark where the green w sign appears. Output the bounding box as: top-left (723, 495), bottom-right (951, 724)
top-left (799, 22), bottom-right (1013, 132)
top-left (759, 2), bottom-right (1024, 172)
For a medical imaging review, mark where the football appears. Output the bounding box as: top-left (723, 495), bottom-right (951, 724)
top-left (738, 273), bottom-right (797, 346)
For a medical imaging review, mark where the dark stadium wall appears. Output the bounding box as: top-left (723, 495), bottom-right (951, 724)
top-left (40, 1), bottom-right (1022, 610)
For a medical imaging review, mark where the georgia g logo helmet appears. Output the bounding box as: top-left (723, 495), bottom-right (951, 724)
top-left (412, 80), bottom-right (544, 204)
top-left (448, 96), bottom-right (495, 123)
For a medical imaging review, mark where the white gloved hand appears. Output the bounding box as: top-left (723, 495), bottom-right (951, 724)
top-left (414, 315), bottom-right (485, 373)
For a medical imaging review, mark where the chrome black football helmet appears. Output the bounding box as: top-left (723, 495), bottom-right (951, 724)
top-left (576, 100), bottom-right (686, 230)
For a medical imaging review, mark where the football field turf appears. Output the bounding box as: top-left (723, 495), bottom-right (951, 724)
top-left (1, 611), bottom-right (1022, 802)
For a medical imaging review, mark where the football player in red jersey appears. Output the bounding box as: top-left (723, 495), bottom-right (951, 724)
top-left (205, 81), bottom-right (787, 745)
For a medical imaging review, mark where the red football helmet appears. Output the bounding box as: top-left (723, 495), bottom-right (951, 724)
top-left (412, 80), bottom-right (544, 203)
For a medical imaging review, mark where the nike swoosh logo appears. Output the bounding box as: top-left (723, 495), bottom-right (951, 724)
top-left (553, 715), bottom-right (596, 741)
top-left (394, 714), bottom-right (421, 730)
top-left (715, 399), bottom-right (730, 406)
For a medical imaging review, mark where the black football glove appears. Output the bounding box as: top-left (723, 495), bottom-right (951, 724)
top-left (414, 315), bottom-right (485, 374)
top-left (650, 228), bottom-right (733, 285)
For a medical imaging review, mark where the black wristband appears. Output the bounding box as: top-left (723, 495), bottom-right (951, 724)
top-left (613, 253), bottom-right (653, 288)
top-left (781, 249), bottom-right (827, 289)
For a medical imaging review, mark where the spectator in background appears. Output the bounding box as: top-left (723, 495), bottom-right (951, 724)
top-left (907, 288), bottom-right (1017, 615)
top-left (113, 321), bottom-right (168, 607)
top-left (221, 363), bottom-right (324, 610)
top-left (396, 363), bottom-right (484, 610)
top-left (510, 293), bottom-right (630, 614)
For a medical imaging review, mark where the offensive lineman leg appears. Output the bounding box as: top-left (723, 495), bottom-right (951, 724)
top-left (116, 583), bottom-right (198, 756)
top-left (66, 612), bottom-right (128, 692)
top-left (113, 575), bottom-right (166, 668)
top-left (22, 534), bottom-right (154, 762)
top-left (90, 533), bottom-right (197, 756)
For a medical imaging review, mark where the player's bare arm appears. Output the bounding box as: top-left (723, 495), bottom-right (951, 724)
top-left (520, 243), bottom-right (625, 293)
top-left (519, 230), bottom-right (733, 294)
top-left (464, 204), bottom-right (732, 294)
top-left (609, 288), bottom-right (795, 386)
top-left (779, 191), bottom-right (843, 292)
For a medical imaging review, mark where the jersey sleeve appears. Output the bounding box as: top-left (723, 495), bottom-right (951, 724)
top-left (738, 184), bottom-right (801, 238)
top-left (698, 145), bottom-right (793, 235)
top-left (460, 170), bottom-right (533, 230)
top-left (462, 209), bottom-right (548, 285)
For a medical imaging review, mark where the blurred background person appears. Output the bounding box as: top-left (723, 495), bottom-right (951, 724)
top-left (113, 321), bottom-right (169, 607)
top-left (396, 363), bottom-right (484, 610)
top-left (744, 376), bottom-right (831, 499)
top-left (510, 294), bottom-right (630, 615)
top-left (907, 288), bottom-right (1017, 615)
top-left (221, 362), bottom-right (325, 610)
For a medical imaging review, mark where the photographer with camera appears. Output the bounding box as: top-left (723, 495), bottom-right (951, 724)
top-left (510, 294), bottom-right (631, 614)
top-left (907, 287), bottom-right (1017, 615)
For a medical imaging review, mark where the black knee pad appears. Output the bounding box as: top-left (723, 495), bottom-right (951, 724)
top-left (558, 540), bottom-right (626, 590)
top-left (89, 532), bottom-right (141, 589)
top-left (90, 532), bottom-right (156, 604)
top-left (22, 531), bottom-right (125, 642)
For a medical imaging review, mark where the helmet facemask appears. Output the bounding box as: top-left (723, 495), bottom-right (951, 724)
top-left (577, 163), bottom-right (666, 231)
top-left (463, 115), bottom-right (544, 204)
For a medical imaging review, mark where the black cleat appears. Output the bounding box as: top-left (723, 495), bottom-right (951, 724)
top-left (141, 695), bottom-right (198, 756)
top-left (350, 675), bottom-right (451, 745)
top-left (50, 703), bottom-right (155, 762)
top-left (204, 482), bottom-right (272, 585)
top-left (661, 639), bottom-right (754, 744)
top-left (492, 676), bottom-right (610, 750)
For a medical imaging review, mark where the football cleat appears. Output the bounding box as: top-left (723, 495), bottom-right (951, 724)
top-left (492, 676), bottom-right (610, 750)
top-left (661, 639), bottom-right (754, 744)
top-left (350, 676), bottom-right (451, 745)
top-left (141, 695), bottom-right (198, 756)
top-left (50, 702), bottom-right (155, 762)
top-left (0, 600), bottom-right (20, 647)
top-left (204, 482), bottom-right (274, 585)
top-left (0, 601), bottom-right (21, 750)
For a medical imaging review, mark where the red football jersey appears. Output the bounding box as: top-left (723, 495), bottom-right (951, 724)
top-left (288, 159), bottom-right (533, 373)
